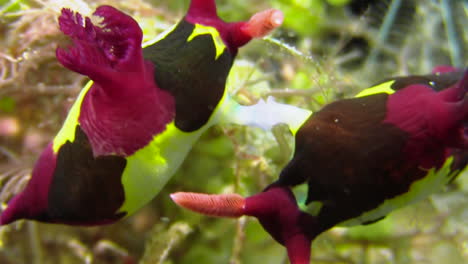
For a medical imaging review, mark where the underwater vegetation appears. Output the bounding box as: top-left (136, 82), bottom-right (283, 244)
top-left (0, 0), bottom-right (467, 263)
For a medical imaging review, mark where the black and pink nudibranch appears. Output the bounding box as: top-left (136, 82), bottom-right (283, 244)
top-left (172, 68), bottom-right (468, 264)
top-left (0, 0), bottom-right (283, 226)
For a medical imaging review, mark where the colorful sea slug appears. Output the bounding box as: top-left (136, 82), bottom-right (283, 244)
top-left (172, 68), bottom-right (468, 264)
top-left (0, 0), bottom-right (309, 225)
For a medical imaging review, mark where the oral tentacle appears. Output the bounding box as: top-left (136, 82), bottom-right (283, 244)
top-left (171, 186), bottom-right (318, 264)
top-left (241, 9), bottom-right (284, 38)
top-left (170, 192), bottom-right (246, 218)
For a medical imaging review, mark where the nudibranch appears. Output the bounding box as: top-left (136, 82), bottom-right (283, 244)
top-left (0, 0), bottom-right (298, 225)
top-left (172, 68), bottom-right (468, 264)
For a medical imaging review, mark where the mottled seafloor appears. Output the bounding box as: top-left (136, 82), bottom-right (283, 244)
top-left (0, 0), bottom-right (467, 263)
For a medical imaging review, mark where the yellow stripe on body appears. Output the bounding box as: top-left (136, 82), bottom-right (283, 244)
top-left (118, 122), bottom-right (205, 215)
top-left (118, 81), bottom-right (231, 215)
top-left (355, 80), bottom-right (396, 97)
top-left (143, 23), bottom-right (177, 48)
top-left (187, 24), bottom-right (226, 60)
top-left (52, 81), bottom-right (93, 153)
top-left (339, 157), bottom-right (459, 227)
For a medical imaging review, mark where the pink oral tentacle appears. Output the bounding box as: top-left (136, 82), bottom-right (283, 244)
top-left (241, 9), bottom-right (284, 38)
top-left (170, 192), bottom-right (246, 218)
top-left (171, 187), bottom-right (317, 264)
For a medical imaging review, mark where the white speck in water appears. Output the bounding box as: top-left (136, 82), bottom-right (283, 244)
top-left (334, 118), bottom-right (339, 123)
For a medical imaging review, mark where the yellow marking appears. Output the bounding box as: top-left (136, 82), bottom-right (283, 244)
top-left (118, 76), bottom-right (230, 215)
top-left (289, 112), bottom-right (310, 136)
top-left (52, 81), bottom-right (93, 153)
top-left (118, 122), bottom-right (207, 215)
top-left (143, 23), bottom-right (177, 47)
top-left (187, 24), bottom-right (226, 60)
top-left (339, 157), bottom-right (458, 227)
top-left (355, 80), bottom-right (396, 97)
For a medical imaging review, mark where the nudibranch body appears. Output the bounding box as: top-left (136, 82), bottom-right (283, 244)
top-left (0, 0), bottom-right (295, 225)
top-left (279, 68), bottom-right (468, 228)
top-left (172, 68), bottom-right (468, 264)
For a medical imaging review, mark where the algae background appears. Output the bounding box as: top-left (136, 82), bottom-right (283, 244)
top-left (0, 0), bottom-right (467, 263)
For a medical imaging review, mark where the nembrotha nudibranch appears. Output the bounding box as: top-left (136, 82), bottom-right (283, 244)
top-left (172, 68), bottom-right (468, 264)
top-left (0, 0), bottom-right (293, 225)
